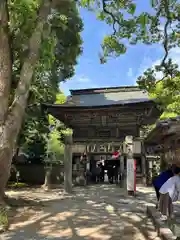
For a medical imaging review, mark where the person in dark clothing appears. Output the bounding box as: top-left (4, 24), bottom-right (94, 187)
top-left (114, 165), bottom-right (119, 184)
top-left (108, 165), bottom-right (114, 184)
top-left (91, 166), bottom-right (96, 183)
top-left (152, 166), bottom-right (174, 208)
top-left (99, 163), bottom-right (105, 182)
top-left (107, 166), bottom-right (111, 183)
top-left (96, 164), bottom-right (101, 183)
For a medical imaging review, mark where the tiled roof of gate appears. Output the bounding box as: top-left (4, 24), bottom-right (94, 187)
top-left (145, 116), bottom-right (180, 144)
top-left (156, 116), bottom-right (180, 127)
top-left (64, 86), bottom-right (151, 107)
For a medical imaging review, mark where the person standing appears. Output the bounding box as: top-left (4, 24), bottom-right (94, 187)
top-left (91, 163), bottom-right (98, 183)
top-left (159, 167), bottom-right (180, 220)
top-left (114, 165), bottom-right (119, 184)
top-left (152, 165), bottom-right (174, 208)
top-left (96, 164), bottom-right (101, 183)
top-left (108, 164), bottom-right (113, 184)
top-left (99, 162), bottom-right (105, 182)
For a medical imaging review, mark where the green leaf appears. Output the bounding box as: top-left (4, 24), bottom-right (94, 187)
top-left (97, 11), bottom-right (106, 21)
top-left (79, 0), bottom-right (93, 7)
top-left (150, 0), bottom-right (158, 7)
top-left (139, 14), bottom-right (148, 27)
top-left (128, 3), bottom-right (136, 15)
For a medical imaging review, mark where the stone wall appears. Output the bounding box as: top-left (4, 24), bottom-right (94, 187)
top-left (10, 164), bottom-right (64, 184)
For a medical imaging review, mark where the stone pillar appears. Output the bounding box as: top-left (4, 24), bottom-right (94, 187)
top-left (147, 157), bottom-right (153, 186)
top-left (141, 155), bottom-right (147, 185)
top-left (64, 134), bottom-right (73, 193)
top-left (120, 155), bottom-right (124, 188)
top-left (84, 155), bottom-right (89, 185)
top-left (125, 136), bottom-right (135, 196)
top-left (120, 155), bottom-right (124, 174)
top-left (141, 142), bottom-right (147, 185)
top-left (76, 153), bottom-right (86, 186)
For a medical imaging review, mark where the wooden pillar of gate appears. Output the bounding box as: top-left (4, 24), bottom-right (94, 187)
top-left (125, 136), bottom-right (135, 196)
top-left (141, 142), bottom-right (147, 185)
top-left (120, 155), bottom-right (124, 188)
top-left (64, 134), bottom-right (73, 193)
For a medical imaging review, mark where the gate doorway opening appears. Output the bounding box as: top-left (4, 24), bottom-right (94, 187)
top-left (89, 156), bottom-right (121, 184)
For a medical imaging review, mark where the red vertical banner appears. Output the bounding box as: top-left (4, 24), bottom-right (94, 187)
top-left (134, 159), bottom-right (136, 193)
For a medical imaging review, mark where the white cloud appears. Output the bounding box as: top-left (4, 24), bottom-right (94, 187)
top-left (127, 68), bottom-right (133, 77)
top-left (76, 76), bottom-right (90, 83)
top-left (135, 47), bottom-right (180, 84)
top-left (169, 48), bottom-right (180, 65)
top-left (154, 47), bottom-right (180, 72)
top-left (60, 74), bottom-right (103, 96)
top-left (133, 57), bottom-right (154, 84)
top-left (134, 57), bottom-right (163, 84)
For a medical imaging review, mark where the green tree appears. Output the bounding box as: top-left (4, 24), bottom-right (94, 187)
top-left (18, 6), bottom-right (83, 162)
top-left (80, 0), bottom-right (180, 118)
top-left (0, 0), bottom-right (82, 201)
top-left (137, 63), bottom-right (180, 119)
top-left (81, 0), bottom-right (180, 63)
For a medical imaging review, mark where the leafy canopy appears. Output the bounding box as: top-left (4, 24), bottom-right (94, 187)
top-left (80, 0), bottom-right (180, 63)
top-left (138, 63), bottom-right (180, 120)
top-left (14, 0), bottom-right (83, 160)
top-left (80, 0), bottom-right (180, 120)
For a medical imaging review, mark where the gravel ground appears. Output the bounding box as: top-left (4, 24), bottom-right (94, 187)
top-left (0, 184), bottom-right (161, 240)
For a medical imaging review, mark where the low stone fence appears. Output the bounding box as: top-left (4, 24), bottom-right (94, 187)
top-left (147, 205), bottom-right (179, 240)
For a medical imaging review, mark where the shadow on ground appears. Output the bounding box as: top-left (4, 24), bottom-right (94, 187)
top-left (2, 184), bottom-right (160, 240)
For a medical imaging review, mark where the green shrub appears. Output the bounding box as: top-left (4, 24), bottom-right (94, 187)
top-left (8, 182), bottom-right (29, 188)
top-left (0, 207), bottom-right (8, 231)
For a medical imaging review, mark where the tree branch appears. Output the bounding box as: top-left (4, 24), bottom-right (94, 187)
top-left (161, 0), bottom-right (171, 67)
top-left (101, 0), bottom-right (172, 70)
top-left (102, 0), bottom-right (119, 35)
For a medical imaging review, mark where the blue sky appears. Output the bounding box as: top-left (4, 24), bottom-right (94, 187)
top-left (60, 6), bottom-right (179, 96)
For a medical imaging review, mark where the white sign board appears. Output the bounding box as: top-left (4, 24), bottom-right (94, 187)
top-left (86, 162), bottom-right (90, 170)
top-left (133, 141), bottom-right (141, 154)
top-left (72, 145), bottom-right (86, 153)
top-left (127, 159), bottom-right (135, 192)
top-left (149, 161), bottom-right (152, 169)
top-left (125, 136), bottom-right (133, 143)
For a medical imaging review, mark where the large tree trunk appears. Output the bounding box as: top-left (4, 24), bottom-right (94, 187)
top-left (0, 0), bottom-right (54, 201)
top-left (0, 0), bottom-right (13, 204)
top-left (0, 147), bottom-right (13, 203)
top-left (0, 1), bottom-right (12, 125)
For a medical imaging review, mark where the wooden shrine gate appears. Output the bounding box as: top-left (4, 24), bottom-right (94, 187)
top-left (43, 86), bottom-right (161, 193)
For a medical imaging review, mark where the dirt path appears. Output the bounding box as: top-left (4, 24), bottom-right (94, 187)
top-left (1, 185), bottom-right (160, 240)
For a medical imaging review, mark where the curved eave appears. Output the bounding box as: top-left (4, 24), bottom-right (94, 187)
top-left (42, 100), bottom-right (161, 129)
top-left (42, 99), bottom-right (157, 111)
top-left (144, 127), bottom-right (163, 145)
top-left (145, 116), bottom-right (180, 145)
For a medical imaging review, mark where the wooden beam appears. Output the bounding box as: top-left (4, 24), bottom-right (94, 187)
top-left (47, 104), bottom-right (159, 127)
top-left (73, 139), bottom-right (125, 143)
top-left (73, 126), bottom-right (138, 140)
